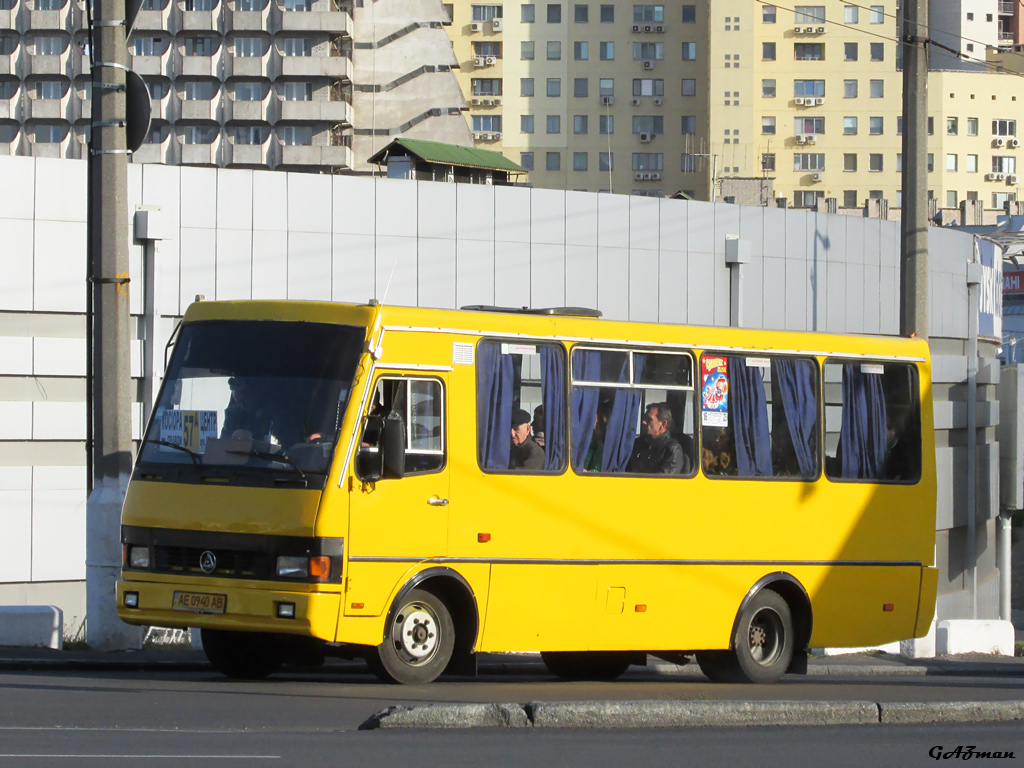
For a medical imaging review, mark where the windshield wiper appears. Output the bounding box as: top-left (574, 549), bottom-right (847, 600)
top-left (147, 440), bottom-right (201, 465)
top-left (225, 449), bottom-right (307, 481)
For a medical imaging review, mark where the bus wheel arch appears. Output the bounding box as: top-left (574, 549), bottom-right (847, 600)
top-left (369, 567), bottom-right (479, 684)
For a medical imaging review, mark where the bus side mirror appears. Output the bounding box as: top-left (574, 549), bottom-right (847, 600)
top-left (356, 415), bottom-right (385, 482)
top-left (381, 415), bottom-right (406, 479)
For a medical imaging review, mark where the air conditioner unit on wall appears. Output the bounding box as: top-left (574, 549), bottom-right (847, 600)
top-left (634, 172), bottom-right (645, 180)
top-left (795, 134), bottom-right (807, 143)
top-left (814, 97), bottom-right (824, 105)
top-left (492, 132), bottom-right (502, 139)
top-left (491, 17), bottom-right (503, 31)
top-left (642, 60), bottom-right (654, 70)
top-left (600, 95), bottom-right (614, 105)
top-left (639, 131), bottom-right (653, 142)
top-left (470, 98), bottom-right (481, 105)
top-left (816, 25), bottom-right (826, 33)
top-left (994, 138), bottom-right (1006, 147)
top-left (632, 24), bottom-right (641, 32)
top-left (804, 134), bottom-right (816, 144)
top-left (655, 24), bottom-right (664, 32)
top-left (653, 97), bottom-right (662, 106)
top-left (485, 55), bottom-right (497, 65)
top-left (631, 98), bottom-right (641, 106)
top-left (795, 97), bottom-right (806, 105)
top-left (650, 171), bottom-right (661, 180)
top-left (812, 172), bottom-right (823, 181)
top-left (1009, 174), bottom-right (1019, 183)
top-left (470, 21), bottom-right (482, 32)
top-left (473, 56), bottom-right (485, 67)
top-left (1012, 138), bottom-right (1021, 148)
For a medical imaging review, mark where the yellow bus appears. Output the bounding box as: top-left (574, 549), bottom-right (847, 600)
top-left (117, 300), bottom-right (937, 684)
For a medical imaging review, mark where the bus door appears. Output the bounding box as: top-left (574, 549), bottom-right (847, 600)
top-left (345, 373), bottom-right (449, 617)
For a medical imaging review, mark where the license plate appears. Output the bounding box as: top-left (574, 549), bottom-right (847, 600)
top-left (172, 591), bottom-right (227, 614)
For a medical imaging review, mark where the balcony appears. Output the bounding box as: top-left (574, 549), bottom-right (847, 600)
top-left (179, 99), bottom-right (217, 120)
top-left (25, 98), bottom-right (67, 120)
top-left (129, 54), bottom-right (171, 77)
top-left (226, 142), bottom-right (271, 166)
top-left (279, 55), bottom-right (351, 79)
top-left (133, 9), bottom-right (171, 30)
top-left (29, 9), bottom-right (66, 30)
top-left (226, 99), bottom-right (268, 121)
top-left (276, 9), bottom-right (351, 34)
top-left (0, 54), bottom-right (15, 77)
top-left (230, 8), bottom-right (270, 30)
top-left (180, 142), bottom-right (216, 164)
top-left (225, 55), bottom-right (267, 77)
top-left (181, 9), bottom-right (218, 30)
top-left (26, 54), bottom-right (65, 77)
top-left (1000, 1), bottom-right (1014, 15)
top-left (132, 141), bottom-right (173, 164)
top-left (277, 143), bottom-right (351, 167)
top-left (30, 141), bottom-right (65, 158)
top-left (178, 53), bottom-right (220, 77)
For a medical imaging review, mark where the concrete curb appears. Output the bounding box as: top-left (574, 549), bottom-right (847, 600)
top-left (360, 699), bottom-right (1024, 730)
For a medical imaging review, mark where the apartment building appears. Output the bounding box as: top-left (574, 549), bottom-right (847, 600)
top-left (0, 0), bottom-right (470, 172)
top-left (444, 0), bottom-right (1024, 207)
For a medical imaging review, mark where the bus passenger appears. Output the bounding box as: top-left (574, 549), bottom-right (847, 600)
top-left (510, 408), bottom-right (545, 470)
top-left (532, 405), bottom-right (546, 449)
top-left (628, 403), bottom-right (688, 475)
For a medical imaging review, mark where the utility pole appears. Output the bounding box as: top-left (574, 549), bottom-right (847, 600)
top-left (85, 0), bottom-right (141, 650)
top-left (900, 0), bottom-right (929, 338)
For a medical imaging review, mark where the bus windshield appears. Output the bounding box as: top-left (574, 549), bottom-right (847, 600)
top-left (137, 320), bottom-right (365, 484)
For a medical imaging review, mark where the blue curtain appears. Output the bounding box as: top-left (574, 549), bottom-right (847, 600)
top-left (570, 351), bottom-right (601, 470)
top-left (839, 364), bottom-right (887, 479)
top-left (773, 358), bottom-right (817, 477)
top-left (540, 346), bottom-right (565, 471)
top-left (477, 341), bottom-right (514, 470)
top-left (603, 354), bottom-right (645, 472)
top-left (730, 357), bottom-right (772, 477)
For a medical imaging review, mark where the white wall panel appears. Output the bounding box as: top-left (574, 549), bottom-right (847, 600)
top-left (0, 219), bottom-right (34, 311)
top-left (0, 466), bottom-right (32, 490)
top-left (713, 259), bottom-right (731, 328)
top-left (686, 251), bottom-right (716, 325)
top-left (784, 209), bottom-right (809, 262)
top-left (418, 181), bottom-right (457, 241)
top-left (131, 339), bottom-right (143, 379)
top-left (564, 244), bottom-right (598, 309)
top-left (879, 267), bottom-right (899, 334)
top-left (531, 243), bottom-right (565, 308)
top-left (530, 188), bottom-right (566, 246)
top-left (712, 204), bottom-right (740, 260)
top-left (456, 184), bottom-right (495, 242)
top-left (878, 220), bottom-right (898, 269)
top-left (332, 233), bottom-right (375, 303)
top-left (738, 205), bottom-right (765, 263)
top-left (332, 176), bottom-right (376, 236)
top-left (686, 201), bottom-right (715, 255)
top-left (950, 266), bottom-right (970, 339)
top-left (494, 240), bottom-right (532, 307)
top-left (761, 207), bottom-right (788, 261)
top-left (0, 156), bottom-right (36, 221)
top-left (628, 249), bottom-right (659, 323)
top-left (597, 246), bottom-right (629, 320)
top-left (660, 200), bottom-right (688, 253)
top-left (456, 238), bottom-right (495, 307)
top-left (0, 491), bottom-right (32, 583)
top-left (33, 465), bottom-right (86, 491)
top-left (845, 263), bottom-right (866, 333)
top-left (374, 178), bottom-right (417, 239)
top-left (418, 237), bottom-right (458, 309)
top-left (785, 259), bottom-right (809, 331)
top-left (33, 402), bottom-right (86, 440)
top-left (217, 169), bottom-right (255, 232)
top-left (844, 214), bottom-right (865, 264)
top-left (862, 265), bottom-right (882, 335)
top-left (657, 250), bottom-right (687, 324)
top-left (253, 171), bottom-right (289, 233)
top-left (215, 229), bottom-right (253, 301)
top-left (0, 338), bottom-right (32, 375)
top-left (34, 157), bottom-right (85, 223)
top-left (629, 196), bottom-right (659, 252)
top-left (565, 191), bottom-right (598, 247)
top-left (761, 256), bottom-right (787, 331)
top-left (33, 221), bottom-right (85, 313)
top-left (31, 490), bottom-right (86, 582)
top-left (141, 165), bottom-right (183, 318)
top-left (178, 228), bottom-right (217, 305)
top-left (128, 235), bottom-right (144, 317)
top-left (825, 261), bottom-right (847, 333)
top-left (860, 219), bottom-right (881, 266)
top-left (740, 253), bottom-right (765, 330)
top-left (33, 338), bottom-right (85, 377)
top-left (287, 232), bottom-right (333, 301)
top-left (495, 185), bottom-right (532, 244)
top-left (374, 236), bottom-right (418, 306)
top-left (251, 230), bottom-right (289, 300)
top-left (179, 167), bottom-right (219, 230)
top-left (597, 195), bottom-right (630, 250)
top-left (0, 402), bottom-right (32, 440)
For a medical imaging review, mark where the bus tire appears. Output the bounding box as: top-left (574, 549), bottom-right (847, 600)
top-left (696, 589), bottom-right (794, 684)
top-left (540, 651), bottom-right (632, 681)
top-left (369, 588), bottom-right (455, 685)
top-left (200, 628), bottom-right (285, 680)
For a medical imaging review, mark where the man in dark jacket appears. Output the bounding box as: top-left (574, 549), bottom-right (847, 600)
top-left (510, 408), bottom-right (546, 470)
top-left (627, 403), bottom-right (689, 474)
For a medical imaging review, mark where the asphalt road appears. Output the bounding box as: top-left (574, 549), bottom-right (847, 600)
top-left (0, 664), bottom-right (1021, 766)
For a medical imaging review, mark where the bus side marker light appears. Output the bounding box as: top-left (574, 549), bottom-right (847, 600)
top-left (883, 604), bottom-right (894, 612)
top-left (635, 605), bottom-right (647, 613)
top-left (477, 533), bottom-right (491, 543)
top-left (351, 602), bottom-right (364, 609)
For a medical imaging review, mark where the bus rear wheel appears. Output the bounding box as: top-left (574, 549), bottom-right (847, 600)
top-left (696, 589), bottom-right (793, 684)
top-left (200, 628), bottom-right (285, 680)
top-left (368, 588), bottom-right (455, 685)
top-left (541, 651), bottom-right (633, 681)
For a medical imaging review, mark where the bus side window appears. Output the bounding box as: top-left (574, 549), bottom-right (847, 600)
top-left (477, 340), bottom-right (567, 473)
top-left (823, 361), bottom-right (921, 483)
top-left (699, 354), bottom-right (819, 479)
top-left (359, 377), bottom-right (446, 476)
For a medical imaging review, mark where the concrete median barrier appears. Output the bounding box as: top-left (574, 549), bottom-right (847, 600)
top-left (361, 702), bottom-right (530, 730)
top-left (879, 700), bottom-right (1024, 724)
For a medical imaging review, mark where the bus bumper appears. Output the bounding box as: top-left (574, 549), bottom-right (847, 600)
top-left (116, 577), bottom-right (341, 641)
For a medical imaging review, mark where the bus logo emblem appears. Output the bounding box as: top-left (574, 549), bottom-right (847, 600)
top-left (199, 551), bottom-right (217, 574)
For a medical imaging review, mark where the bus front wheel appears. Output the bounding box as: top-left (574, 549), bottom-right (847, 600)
top-left (369, 588), bottom-right (455, 685)
top-left (541, 651), bottom-right (633, 681)
top-left (696, 589), bottom-right (793, 684)
top-left (200, 628), bottom-right (285, 680)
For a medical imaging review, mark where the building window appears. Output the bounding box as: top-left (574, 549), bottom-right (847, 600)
top-left (600, 114), bottom-right (614, 134)
top-left (35, 124), bottom-right (67, 143)
top-left (793, 190), bottom-right (823, 208)
top-left (680, 115), bottom-right (696, 134)
top-left (794, 79), bottom-right (825, 97)
top-left (546, 114), bottom-right (561, 133)
top-left (869, 79), bottom-right (884, 98)
top-left (946, 190), bottom-right (958, 208)
top-left (35, 36), bottom-right (63, 55)
top-left (761, 153), bottom-right (775, 171)
top-left (844, 153), bottom-right (857, 171)
top-left (574, 41), bottom-right (588, 60)
top-left (946, 154), bottom-right (958, 172)
top-left (947, 117), bottom-right (958, 135)
top-left (185, 125), bottom-right (219, 144)
top-left (472, 78), bottom-right (503, 96)
top-left (633, 78), bottom-right (664, 96)
top-left (633, 152), bottom-right (663, 170)
top-left (762, 116), bottom-right (776, 134)
top-left (967, 117), bottom-right (978, 136)
top-left (234, 37), bottom-right (262, 56)
top-left (869, 153), bottom-right (883, 172)
top-left (522, 3), bottom-right (535, 22)
top-left (793, 5), bottom-right (825, 23)
top-left (633, 4), bottom-right (664, 23)
top-left (574, 3), bottom-right (588, 22)
top-left (843, 79), bottom-right (857, 98)
top-left (471, 4), bottom-right (502, 21)
top-left (762, 4), bottom-right (776, 22)
top-left (184, 36), bottom-right (216, 56)
top-left (928, 153), bottom-right (934, 172)
top-left (36, 80), bottom-right (62, 99)
top-left (681, 42), bottom-right (696, 60)
top-left (681, 153), bottom-right (700, 172)
top-left (795, 43), bottom-right (823, 60)
top-left (521, 41), bottom-right (534, 59)
top-left (521, 77), bottom-right (534, 96)
top-left (546, 151), bottom-right (561, 170)
top-left (682, 78), bottom-right (696, 96)
top-left (281, 37), bottom-right (311, 56)
top-left (869, 4), bottom-right (884, 23)
top-left (762, 79), bottom-right (776, 98)
top-left (282, 0), bottom-right (311, 10)
top-left (993, 156), bottom-right (1017, 174)
top-left (844, 5), bottom-right (858, 23)
top-left (843, 190), bottom-right (857, 208)
top-left (547, 41), bottom-right (561, 59)
top-left (870, 42), bottom-right (884, 61)
top-left (599, 41), bottom-right (614, 60)
top-left (547, 3), bottom-right (561, 22)
top-left (234, 126), bottom-right (267, 145)
top-left (546, 78), bottom-right (561, 96)
top-left (521, 114), bottom-right (534, 133)
top-left (599, 78), bottom-right (614, 96)
top-left (843, 116), bottom-right (857, 135)
top-left (574, 78), bottom-right (588, 97)
top-left (599, 151), bottom-right (613, 171)
top-left (574, 114), bottom-right (588, 133)
top-left (599, 3), bottom-right (613, 21)
top-left (682, 4), bottom-right (696, 22)
top-left (520, 152), bottom-right (534, 170)
top-left (966, 154), bottom-right (978, 173)
top-left (993, 119), bottom-right (1017, 136)
top-left (633, 42), bottom-right (664, 60)
top-left (793, 152), bottom-right (825, 171)
top-left (569, 152), bottom-right (587, 171)
top-left (471, 115), bottom-right (502, 132)
top-left (184, 80), bottom-right (219, 100)
top-left (928, 116), bottom-right (933, 134)
top-left (234, 81), bottom-right (264, 100)
top-left (794, 116), bottom-right (825, 134)
top-left (762, 42), bottom-right (776, 60)
top-left (632, 115), bottom-right (663, 134)
top-left (869, 116), bottom-right (883, 134)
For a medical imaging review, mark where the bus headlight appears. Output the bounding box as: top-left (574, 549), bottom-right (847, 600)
top-left (128, 546), bottom-right (150, 569)
top-left (276, 555), bottom-right (331, 580)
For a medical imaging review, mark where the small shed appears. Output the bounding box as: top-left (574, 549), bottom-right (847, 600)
top-left (367, 138), bottom-right (527, 185)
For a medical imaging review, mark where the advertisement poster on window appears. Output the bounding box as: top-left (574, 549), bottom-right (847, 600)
top-left (701, 357), bottom-right (729, 427)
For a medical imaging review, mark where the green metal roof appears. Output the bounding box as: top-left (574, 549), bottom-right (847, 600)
top-left (368, 138), bottom-right (526, 174)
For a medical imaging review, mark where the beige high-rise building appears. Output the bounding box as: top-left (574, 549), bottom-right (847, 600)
top-left (443, 0), bottom-right (1024, 209)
